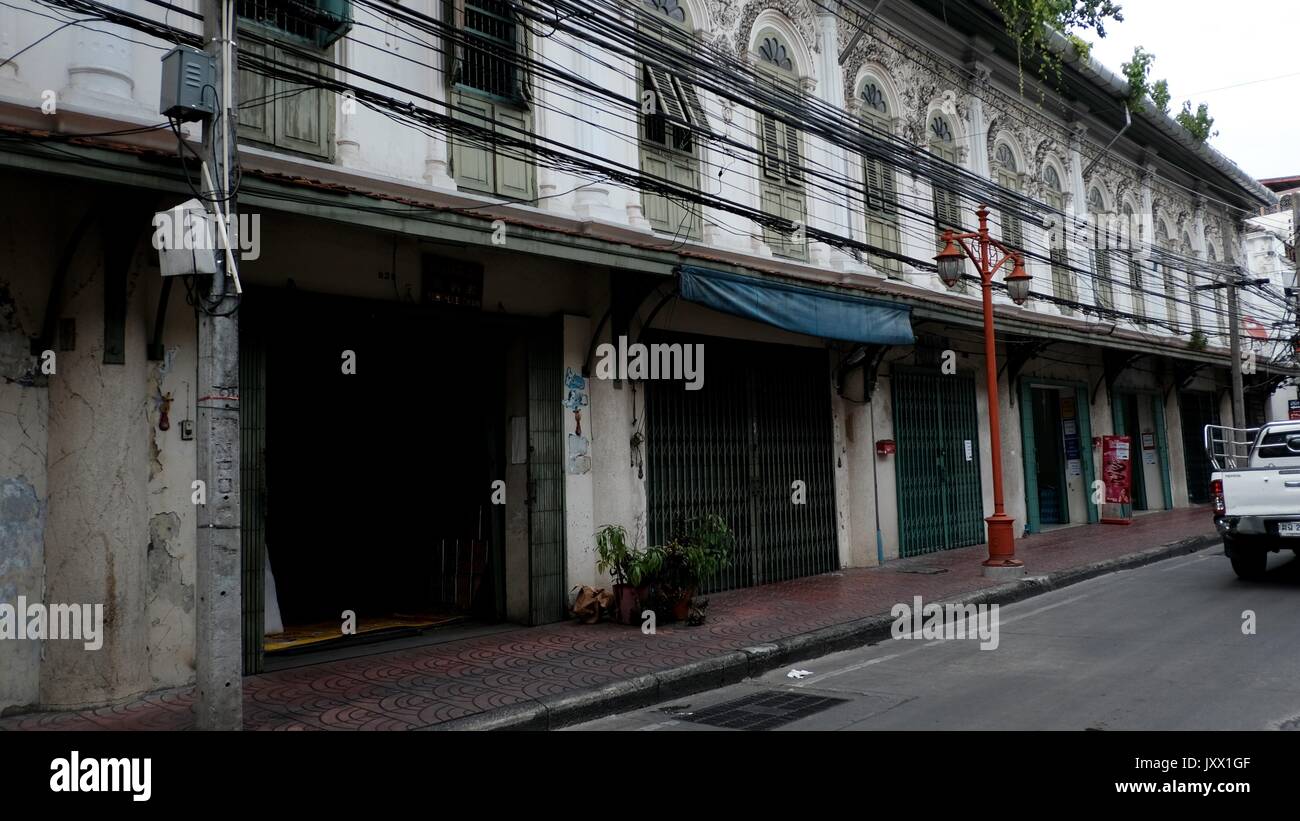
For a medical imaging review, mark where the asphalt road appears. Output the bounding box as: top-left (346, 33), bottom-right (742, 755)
top-left (571, 546), bottom-right (1300, 731)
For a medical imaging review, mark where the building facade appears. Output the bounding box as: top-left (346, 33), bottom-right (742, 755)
top-left (0, 0), bottom-right (1290, 714)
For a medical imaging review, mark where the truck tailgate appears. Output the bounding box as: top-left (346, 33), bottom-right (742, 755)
top-left (1222, 469), bottom-right (1300, 517)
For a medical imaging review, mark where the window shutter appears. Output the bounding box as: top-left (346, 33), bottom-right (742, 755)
top-left (783, 123), bottom-right (803, 184)
top-left (1094, 249), bottom-right (1113, 309)
top-left (676, 77), bottom-right (711, 135)
top-left (760, 112), bottom-right (782, 180)
top-left (879, 160), bottom-right (897, 217)
top-left (645, 65), bottom-right (688, 125)
top-left (864, 156), bottom-right (882, 214)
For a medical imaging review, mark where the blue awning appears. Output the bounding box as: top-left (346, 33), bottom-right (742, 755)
top-left (677, 265), bottom-right (914, 346)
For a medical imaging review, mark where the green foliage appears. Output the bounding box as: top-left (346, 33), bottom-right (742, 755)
top-left (993, 0), bottom-right (1124, 96)
top-left (1187, 331), bottom-right (1209, 351)
top-left (1176, 100), bottom-right (1217, 142)
top-left (1120, 46), bottom-right (1156, 112)
top-left (1065, 33), bottom-right (1092, 62)
top-left (595, 524), bottom-right (636, 586)
top-left (642, 514), bottom-right (734, 599)
top-left (1151, 79), bottom-right (1170, 114)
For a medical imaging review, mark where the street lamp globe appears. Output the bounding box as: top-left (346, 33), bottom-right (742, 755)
top-left (1005, 256), bottom-right (1032, 305)
top-left (935, 235), bottom-right (964, 288)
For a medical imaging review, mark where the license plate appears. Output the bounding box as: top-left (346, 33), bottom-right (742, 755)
top-left (1279, 522), bottom-right (1300, 536)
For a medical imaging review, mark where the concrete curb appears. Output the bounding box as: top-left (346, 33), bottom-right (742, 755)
top-left (438, 532), bottom-right (1221, 731)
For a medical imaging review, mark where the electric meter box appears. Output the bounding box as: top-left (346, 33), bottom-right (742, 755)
top-left (160, 46), bottom-right (216, 122)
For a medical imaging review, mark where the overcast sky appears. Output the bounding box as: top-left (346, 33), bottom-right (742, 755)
top-left (1085, 0), bottom-right (1299, 181)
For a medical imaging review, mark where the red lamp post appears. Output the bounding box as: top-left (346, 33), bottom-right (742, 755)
top-left (935, 205), bottom-right (1032, 575)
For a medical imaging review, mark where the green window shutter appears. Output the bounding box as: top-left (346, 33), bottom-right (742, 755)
top-left (1128, 254), bottom-right (1145, 316)
top-left (640, 150), bottom-right (672, 229)
top-left (676, 77), bottom-right (711, 134)
top-left (274, 48), bottom-right (330, 158)
top-left (760, 112), bottom-right (783, 180)
top-left (783, 123), bottom-right (803, 185)
top-left (237, 40), bottom-right (273, 145)
top-left (668, 154), bottom-right (701, 239)
top-left (645, 65), bottom-right (687, 124)
top-left (783, 189), bottom-right (807, 260)
top-left (451, 92), bottom-right (495, 192)
top-left (494, 105), bottom-right (534, 201)
top-left (864, 156), bottom-right (882, 214)
top-left (879, 159), bottom-right (897, 217)
top-left (1052, 248), bottom-right (1074, 314)
top-left (1094, 249), bottom-right (1114, 309)
top-left (760, 183), bottom-right (784, 254)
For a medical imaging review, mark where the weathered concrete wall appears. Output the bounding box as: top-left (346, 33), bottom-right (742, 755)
top-left (39, 220), bottom-right (152, 708)
top-left (144, 275), bottom-right (197, 689)
top-left (0, 197), bottom-right (50, 713)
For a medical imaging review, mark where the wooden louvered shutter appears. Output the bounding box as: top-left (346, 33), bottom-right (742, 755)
top-left (760, 112), bottom-right (782, 180)
top-left (783, 123), bottom-right (803, 184)
top-left (677, 78), bottom-right (710, 134)
top-left (879, 160), bottom-right (897, 216)
top-left (646, 65), bottom-right (687, 124)
top-left (864, 156), bottom-right (882, 214)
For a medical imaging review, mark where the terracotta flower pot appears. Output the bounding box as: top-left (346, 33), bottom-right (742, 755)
top-left (613, 583), bottom-right (638, 625)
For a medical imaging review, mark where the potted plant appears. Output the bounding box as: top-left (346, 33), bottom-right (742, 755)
top-left (595, 524), bottom-right (643, 624)
top-left (645, 514), bottom-right (733, 622)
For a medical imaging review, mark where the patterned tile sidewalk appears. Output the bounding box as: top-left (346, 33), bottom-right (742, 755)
top-left (1, 506), bottom-right (1216, 731)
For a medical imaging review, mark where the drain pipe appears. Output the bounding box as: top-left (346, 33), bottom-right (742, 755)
top-left (1082, 107), bottom-right (1131, 181)
top-left (868, 394), bottom-right (885, 566)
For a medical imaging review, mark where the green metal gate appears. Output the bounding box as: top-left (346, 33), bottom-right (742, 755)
top-left (645, 335), bottom-right (838, 592)
top-left (527, 323), bottom-right (567, 624)
top-left (892, 368), bottom-right (985, 556)
top-left (1179, 390), bottom-right (1219, 504)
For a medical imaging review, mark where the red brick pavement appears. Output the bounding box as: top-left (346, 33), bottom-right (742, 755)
top-left (0, 506), bottom-right (1215, 731)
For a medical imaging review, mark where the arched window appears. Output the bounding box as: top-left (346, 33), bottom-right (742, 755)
top-left (638, 0), bottom-right (706, 239)
top-left (1087, 187), bottom-right (1113, 311)
top-left (929, 115), bottom-right (960, 236)
top-left (1155, 220), bottom-right (1179, 332)
top-left (1207, 241), bottom-right (1226, 338)
top-left (1038, 163), bottom-right (1072, 313)
top-left (1182, 232), bottom-right (1201, 335)
top-left (993, 142), bottom-right (1023, 252)
top-left (754, 28), bottom-right (806, 260)
top-left (1122, 202), bottom-right (1144, 319)
top-left (859, 76), bottom-right (899, 275)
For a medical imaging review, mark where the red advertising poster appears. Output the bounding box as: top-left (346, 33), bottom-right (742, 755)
top-left (1102, 435), bottom-right (1131, 505)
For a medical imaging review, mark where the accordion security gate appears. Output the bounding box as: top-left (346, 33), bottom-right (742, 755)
top-left (645, 335), bottom-right (838, 593)
top-left (892, 368), bottom-right (986, 557)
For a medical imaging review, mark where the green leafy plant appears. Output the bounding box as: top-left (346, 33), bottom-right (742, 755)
top-left (595, 524), bottom-right (639, 586)
top-left (1120, 46), bottom-right (1157, 112)
top-left (993, 0), bottom-right (1123, 97)
top-left (1151, 79), bottom-right (1170, 114)
top-left (1187, 330), bottom-right (1209, 351)
top-left (1176, 101), bottom-right (1217, 142)
top-left (642, 514), bottom-right (734, 606)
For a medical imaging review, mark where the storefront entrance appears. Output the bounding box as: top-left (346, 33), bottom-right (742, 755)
top-left (1020, 379), bottom-right (1097, 533)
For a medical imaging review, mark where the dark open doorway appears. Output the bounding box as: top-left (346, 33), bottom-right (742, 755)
top-left (241, 287), bottom-right (510, 661)
top-left (1030, 386), bottom-right (1069, 525)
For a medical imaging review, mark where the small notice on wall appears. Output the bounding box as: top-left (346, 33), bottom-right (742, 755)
top-left (1067, 459), bottom-right (1082, 477)
top-left (1143, 449), bottom-right (1156, 465)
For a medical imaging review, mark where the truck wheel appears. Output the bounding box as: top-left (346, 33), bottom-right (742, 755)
top-left (1228, 543), bottom-right (1268, 581)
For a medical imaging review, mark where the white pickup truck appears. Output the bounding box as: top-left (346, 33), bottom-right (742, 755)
top-left (1208, 421), bottom-right (1300, 580)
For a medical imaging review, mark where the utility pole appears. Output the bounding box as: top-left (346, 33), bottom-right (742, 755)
top-left (1196, 267), bottom-right (1266, 437)
top-left (196, 0), bottom-right (242, 730)
top-left (1226, 274), bottom-right (1246, 430)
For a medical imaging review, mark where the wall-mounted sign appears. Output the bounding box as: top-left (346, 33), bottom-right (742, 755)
top-left (1290, 399), bottom-right (1300, 421)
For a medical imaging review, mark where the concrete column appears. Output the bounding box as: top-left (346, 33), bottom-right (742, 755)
top-left (61, 0), bottom-right (139, 109)
top-left (41, 225), bottom-right (151, 708)
top-left (562, 315), bottom-right (596, 598)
